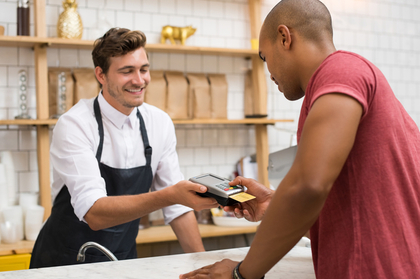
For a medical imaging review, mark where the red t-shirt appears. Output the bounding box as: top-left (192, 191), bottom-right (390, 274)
top-left (297, 51), bottom-right (420, 278)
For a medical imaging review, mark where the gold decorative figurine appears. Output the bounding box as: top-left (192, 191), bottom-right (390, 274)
top-left (160, 25), bottom-right (196, 45)
top-left (57, 0), bottom-right (83, 39)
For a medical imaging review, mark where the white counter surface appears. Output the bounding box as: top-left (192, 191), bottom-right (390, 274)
top-left (0, 245), bottom-right (315, 278)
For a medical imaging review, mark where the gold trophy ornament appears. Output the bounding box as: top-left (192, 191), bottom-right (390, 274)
top-left (57, 0), bottom-right (83, 39)
top-left (160, 25), bottom-right (196, 45)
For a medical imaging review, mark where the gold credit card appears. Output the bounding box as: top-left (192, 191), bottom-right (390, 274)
top-left (229, 192), bottom-right (256, 203)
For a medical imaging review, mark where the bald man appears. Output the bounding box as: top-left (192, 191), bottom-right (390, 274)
top-left (180, 0), bottom-right (420, 278)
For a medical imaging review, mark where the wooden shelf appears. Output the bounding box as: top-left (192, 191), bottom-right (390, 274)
top-left (136, 224), bottom-right (257, 244)
top-left (0, 224), bottom-right (257, 256)
top-left (0, 36), bottom-right (258, 57)
top-left (173, 118), bottom-right (292, 124)
top-left (146, 44), bottom-right (257, 57)
top-left (0, 35), bottom-right (47, 48)
top-left (0, 118), bottom-right (293, 126)
top-left (0, 119), bottom-right (57, 126)
top-left (0, 240), bottom-right (35, 256)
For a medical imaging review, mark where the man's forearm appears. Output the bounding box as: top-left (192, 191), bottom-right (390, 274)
top-left (170, 211), bottom-right (205, 253)
top-left (240, 175), bottom-right (329, 279)
top-left (85, 187), bottom-right (175, 231)
top-left (84, 180), bottom-right (218, 231)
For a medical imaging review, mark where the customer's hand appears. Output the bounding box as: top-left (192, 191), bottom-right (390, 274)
top-left (170, 180), bottom-right (219, 211)
top-left (179, 259), bottom-right (238, 279)
top-left (223, 176), bottom-right (274, 222)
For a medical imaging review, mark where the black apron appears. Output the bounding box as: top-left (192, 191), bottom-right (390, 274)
top-left (30, 97), bottom-right (153, 268)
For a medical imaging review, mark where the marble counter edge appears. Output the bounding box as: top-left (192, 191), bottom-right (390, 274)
top-left (0, 246), bottom-right (315, 279)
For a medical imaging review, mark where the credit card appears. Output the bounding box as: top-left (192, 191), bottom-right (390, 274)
top-left (229, 192), bottom-right (256, 203)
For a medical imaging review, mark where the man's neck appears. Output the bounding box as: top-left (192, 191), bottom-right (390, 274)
top-left (300, 43), bottom-right (336, 93)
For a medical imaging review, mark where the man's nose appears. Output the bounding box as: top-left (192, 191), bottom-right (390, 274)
top-left (133, 71), bottom-right (145, 85)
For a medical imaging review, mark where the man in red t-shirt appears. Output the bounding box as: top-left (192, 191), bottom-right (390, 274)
top-left (180, 0), bottom-right (420, 278)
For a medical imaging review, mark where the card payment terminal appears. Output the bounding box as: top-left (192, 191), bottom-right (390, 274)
top-left (189, 173), bottom-right (255, 206)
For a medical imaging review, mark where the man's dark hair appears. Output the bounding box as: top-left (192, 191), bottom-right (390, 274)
top-left (92, 28), bottom-right (147, 74)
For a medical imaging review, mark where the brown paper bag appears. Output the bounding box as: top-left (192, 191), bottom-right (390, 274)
top-left (208, 74), bottom-right (228, 119)
top-left (165, 71), bottom-right (189, 119)
top-left (73, 68), bottom-right (100, 104)
top-left (186, 73), bottom-right (211, 119)
top-left (48, 68), bottom-right (74, 118)
top-left (244, 70), bottom-right (254, 117)
top-left (144, 70), bottom-right (167, 111)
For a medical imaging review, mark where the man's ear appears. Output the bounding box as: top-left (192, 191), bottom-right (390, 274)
top-left (277, 25), bottom-right (292, 50)
top-left (94, 66), bottom-right (105, 86)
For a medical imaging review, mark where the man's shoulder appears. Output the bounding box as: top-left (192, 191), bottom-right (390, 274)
top-left (57, 98), bottom-right (95, 126)
top-left (325, 50), bottom-right (374, 71)
top-left (51, 98), bottom-right (97, 145)
top-left (314, 50), bottom-right (376, 85)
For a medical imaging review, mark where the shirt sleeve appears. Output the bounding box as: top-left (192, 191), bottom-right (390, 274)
top-left (308, 52), bottom-right (373, 119)
top-left (50, 106), bottom-right (107, 222)
top-left (149, 116), bottom-right (192, 225)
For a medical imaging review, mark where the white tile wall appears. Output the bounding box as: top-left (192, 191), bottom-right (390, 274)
top-left (0, 67), bottom-right (7, 87)
top-left (0, 0), bottom-right (419, 203)
top-left (11, 151), bottom-right (29, 172)
top-left (18, 171), bottom-right (39, 192)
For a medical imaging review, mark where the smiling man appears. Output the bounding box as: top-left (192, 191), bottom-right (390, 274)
top-left (30, 28), bottom-right (218, 268)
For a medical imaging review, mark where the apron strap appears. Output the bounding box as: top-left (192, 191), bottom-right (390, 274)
top-left (93, 95), bottom-right (152, 166)
top-left (137, 109), bottom-right (152, 167)
top-left (94, 96), bottom-right (104, 161)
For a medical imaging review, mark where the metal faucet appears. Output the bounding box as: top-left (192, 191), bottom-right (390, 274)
top-left (77, 241), bottom-right (118, 262)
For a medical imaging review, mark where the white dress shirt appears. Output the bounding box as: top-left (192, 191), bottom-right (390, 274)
top-left (50, 93), bottom-right (191, 224)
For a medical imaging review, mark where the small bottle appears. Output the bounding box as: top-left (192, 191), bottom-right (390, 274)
top-left (53, 72), bottom-right (67, 118)
top-left (17, 0), bottom-right (30, 36)
top-left (15, 70), bottom-right (31, 119)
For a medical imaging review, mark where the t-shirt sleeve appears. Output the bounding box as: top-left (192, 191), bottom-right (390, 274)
top-left (308, 53), bottom-right (376, 119)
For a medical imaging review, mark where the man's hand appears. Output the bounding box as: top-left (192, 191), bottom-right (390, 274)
top-left (179, 259), bottom-right (238, 279)
top-left (84, 180), bottom-right (218, 231)
top-left (223, 176), bottom-right (274, 222)
top-left (168, 180), bottom-right (219, 211)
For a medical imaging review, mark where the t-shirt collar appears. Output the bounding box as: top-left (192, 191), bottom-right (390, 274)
top-left (98, 92), bottom-right (138, 129)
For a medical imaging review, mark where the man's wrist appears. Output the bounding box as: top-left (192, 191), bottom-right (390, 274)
top-left (232, 261), bottom-right (265, 279)
top-left (232, 261), bottom-right (245, 279)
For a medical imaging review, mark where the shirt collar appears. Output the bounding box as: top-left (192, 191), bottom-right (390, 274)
top-left (98, 92), bottom-right (138, 129)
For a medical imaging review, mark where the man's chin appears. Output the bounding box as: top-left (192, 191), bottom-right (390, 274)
top-left (132, 100), bottom-right (144, 107)
top-left (283, 91), bottom-right (305, 101)
top-left (125, 97), bottom-right (144, 108)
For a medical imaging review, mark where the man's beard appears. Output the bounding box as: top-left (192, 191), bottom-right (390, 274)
top-left (106, 83), bottom-right (144, 109)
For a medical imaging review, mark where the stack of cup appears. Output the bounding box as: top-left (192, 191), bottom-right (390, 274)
top-left (18, 193), bottom-right (41, 240)
top-left (0, 221), bottom-right (19, 244)
top-left (25, 205), bottom-right (44, 241)
top-left (0, 151), bottom-right (17, 206)
top-left (0, 164), bottom-right (8, 213)
top-left (19, 192), bottom-right (39, 218)
top-left (1, 206), bottom-right (24, 243)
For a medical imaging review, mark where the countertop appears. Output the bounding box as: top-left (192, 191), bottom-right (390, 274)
top-left (0, 224), bottom-right (258, 256)
top-left (0, 245), bottom-right (315, 278)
